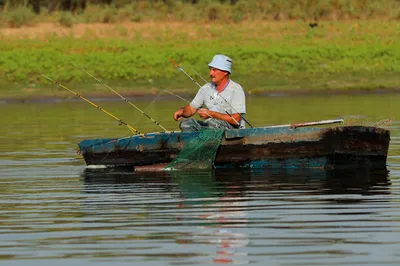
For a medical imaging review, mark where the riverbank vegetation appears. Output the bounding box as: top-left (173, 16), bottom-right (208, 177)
top-left (1, 0), bottom-right (400, 26)
top-left (0, 0), bottom-right (399, 98)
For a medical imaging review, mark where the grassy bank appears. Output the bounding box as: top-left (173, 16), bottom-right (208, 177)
top-left (0, 20), bottom-right (399, 99)
top-left (1, 0), bottom-right (400, 27)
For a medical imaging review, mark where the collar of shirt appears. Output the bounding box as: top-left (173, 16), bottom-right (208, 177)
top-left (212, 79), bottom-right (230, 99)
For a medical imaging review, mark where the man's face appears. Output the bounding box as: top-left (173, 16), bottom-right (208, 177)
top-left (209, 67), bottom-right (228, 84)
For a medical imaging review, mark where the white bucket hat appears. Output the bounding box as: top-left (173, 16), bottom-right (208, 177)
top-left (208, 54), bottom-right (232, 74)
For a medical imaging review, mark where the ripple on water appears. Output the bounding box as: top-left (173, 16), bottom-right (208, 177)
top-left (1, 167), bottom-right (400, 265)
top-left (0, 100), bottom-right (399, 265)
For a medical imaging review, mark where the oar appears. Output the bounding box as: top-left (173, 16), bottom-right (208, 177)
top-left (68, 60), bottom-right (168, 132)
top-left (41, 74), bottom-right (144, 136)
top-left (263, 119), bottom-right (344, 129)
top-left (168, 57), bottom-right (249, 128)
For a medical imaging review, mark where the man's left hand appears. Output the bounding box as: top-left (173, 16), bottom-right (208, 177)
top-left (198, 108), bottom-right (212, 120)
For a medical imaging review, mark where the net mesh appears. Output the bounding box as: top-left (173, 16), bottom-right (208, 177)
top-left (165, 128), bottom-right (225, 171)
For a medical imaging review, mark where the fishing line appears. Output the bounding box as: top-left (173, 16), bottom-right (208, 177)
top-left (163, 89), bottom-right (190, 103)
top-left (132, 92), bottom-right (163, 127)
top-left (163, 89), bottom-right (213, 120)
top-left (69, 60), bottom-right (168, 132)
top-left (41, 74), bottom-right (144, 136)
top-left (191, 67), bottom-right (208, 84)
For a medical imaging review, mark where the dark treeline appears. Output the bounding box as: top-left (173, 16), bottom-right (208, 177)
top-left (1, 0), bottom-right (240, 13)
top-left (0, 0), bottom-right (399, 23)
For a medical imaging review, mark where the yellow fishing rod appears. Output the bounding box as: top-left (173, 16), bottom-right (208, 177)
top-left (41, 74), bottom-right (144, 136)
top-left (68, 60), bottom-right (168, 132)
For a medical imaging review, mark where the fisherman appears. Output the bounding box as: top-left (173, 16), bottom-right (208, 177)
top-left (173, 54), bottom-right (246, 131)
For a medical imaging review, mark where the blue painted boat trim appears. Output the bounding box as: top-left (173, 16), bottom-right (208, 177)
top-left (77, 125), bottom-right (390, 169)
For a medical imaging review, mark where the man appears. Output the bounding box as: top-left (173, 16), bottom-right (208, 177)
top-left (173, 54), bottom-right (246, 131)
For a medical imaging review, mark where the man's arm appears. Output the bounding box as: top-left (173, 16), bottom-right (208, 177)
top-left (197, 109), bottom-right (241, 126)
top-left (173, 105), bottom-right (197, 121)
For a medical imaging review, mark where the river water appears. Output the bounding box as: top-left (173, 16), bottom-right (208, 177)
top-left (1, 93), bottom-right (399, 266)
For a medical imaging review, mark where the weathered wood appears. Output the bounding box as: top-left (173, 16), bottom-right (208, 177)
top-left (78, 125), bottom-right (390, 170)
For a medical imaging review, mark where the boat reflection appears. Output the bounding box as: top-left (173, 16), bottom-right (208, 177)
top-left (81, 166), bottom-right (390, 197)
top-left (80, 167), bottom-right (390, 264)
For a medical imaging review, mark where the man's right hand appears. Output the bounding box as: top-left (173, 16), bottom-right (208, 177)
top-left (173, 108), bottom-right (184, 121)
top-left (173, 105), bottom-right (197, 121)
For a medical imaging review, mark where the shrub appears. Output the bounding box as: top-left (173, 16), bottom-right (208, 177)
top-left (59, 12), bottom-right (75, 27)
top-left (5, 6), bottom-right (36, 28)
top-left (102, 6), bottom-right (118, 23)
top-left (206, 3), bottom-right (223, 21)
top-left (81, 5), bottom-right (118, 23)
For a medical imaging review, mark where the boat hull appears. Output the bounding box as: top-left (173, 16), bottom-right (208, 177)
top-left (78, 126), bottom-right (390, 170)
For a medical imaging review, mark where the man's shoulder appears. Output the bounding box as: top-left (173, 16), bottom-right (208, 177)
top-left (227, 80), bottom-right (244, 91)
top-left (200, 83), bottom-right (214, 91)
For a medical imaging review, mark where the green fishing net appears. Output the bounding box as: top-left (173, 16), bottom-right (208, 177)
top-left (165, 128), bottom-right (225, 171)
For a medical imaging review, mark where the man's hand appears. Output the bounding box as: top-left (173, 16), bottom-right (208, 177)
top-left (173, 108), bottom-right (184, 121)
top-left (174, 105), bottom-right (197, 121)
top-left (198, 108), bottom-right (213, 120)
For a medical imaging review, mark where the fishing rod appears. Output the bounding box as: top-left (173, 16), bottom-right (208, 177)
top-left (191, 67), bottom-right (208, 84)
top-left (189, 66), bottom-right (254, 125)
top-left (41, 74), bottom-right (144, 136)
top-left (168, 57), bottom-right (239, 126)
top-left (164, 89), bottom-right (215, 120)
top-left (163, 89), bottom-right (190, 104)
top-left (168, 58), bottom-right (202, 88)
top-left (264, 119), bottom-right (345, 129)
top-left (168, 58), bottom-right (253, 128)
top-left (68, 60), bottom-right (168, 132)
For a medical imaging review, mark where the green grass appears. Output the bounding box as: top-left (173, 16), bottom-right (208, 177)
top-left (0, 20), bottom-right (399, 99)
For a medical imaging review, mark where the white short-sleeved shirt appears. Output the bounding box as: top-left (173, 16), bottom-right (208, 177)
top-left (190, 79), bottom-right (246, 128)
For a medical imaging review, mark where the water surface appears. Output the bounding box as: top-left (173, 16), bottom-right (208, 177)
top-left (1, 93), bottom-right (399, 265)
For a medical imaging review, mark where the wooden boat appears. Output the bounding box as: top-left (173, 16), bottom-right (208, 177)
top-left (77, 119), bottom-right (390, 170)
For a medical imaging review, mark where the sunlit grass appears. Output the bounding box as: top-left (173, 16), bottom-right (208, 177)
top-left (0, 20), bottom-right (399, 98)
